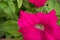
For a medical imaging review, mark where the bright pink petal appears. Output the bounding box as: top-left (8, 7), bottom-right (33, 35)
top-left (44, 10), bottom-right (60, 40)
top-left (18, 10), bottom-right (39, 27)
top-left (37, 9), bottom-right (60, 40)
top-left (18, 10), bottom-right (60, 40)
top-left (19, 26), bottom-right (42, 40)
top-left (29, 0), bottom-right (47, 8)
top-left (45, 31), bottom-right (55, 40)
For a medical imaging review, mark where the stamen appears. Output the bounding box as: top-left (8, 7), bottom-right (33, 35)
top-left (35, 24), bottom-right (44, 30)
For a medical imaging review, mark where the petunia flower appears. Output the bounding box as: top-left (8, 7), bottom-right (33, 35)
top-left (28, 0), bottom-right (47, 8)
top-left (18, 9), bottom-right (60, 40)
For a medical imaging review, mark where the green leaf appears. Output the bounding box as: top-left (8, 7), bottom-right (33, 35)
top-left (36, 7), bottom-right (44, 12)
top-left (59, 21), bottom-right (60, 25)
top-left (17, 0), bottom-right (23, 8)
top-left (0, 31), bottom-right (5, 38)
top-left (7, 2), bottom-right (15, 14)
top-left (3, 0), bottom-right (14, 2)
top-left (0, 18), bottom-right (4, 24)
top-left (53, 0), bottom-right (60, 15)
top-left (45, 0), bottom-right (54, 12)
top-left (5, 32), bottom-right (13, 38)
top-left (0, 2), bottom-right (7, 9)
top-left (23, 0), bottom-right (31, 10)
top-left (1, 20), bottom-right (20, 37)
top-left (36, 6), bottom-right (47, 13)
top-left (0, 2), bottom-right (15, 16)
top-left (45, 0), bottom-right (60, 15)
top-left (58, 20), bottom-right (60, 25)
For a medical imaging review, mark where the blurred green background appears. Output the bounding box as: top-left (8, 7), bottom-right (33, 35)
top-left (0, 0), bottom-right (60, 40)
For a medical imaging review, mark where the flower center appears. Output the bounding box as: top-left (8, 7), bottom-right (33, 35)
top-left (35, 24), bottom-right (44, 30)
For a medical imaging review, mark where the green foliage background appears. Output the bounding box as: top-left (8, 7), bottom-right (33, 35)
top-left (0, 0), bottom-right (60, 40)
